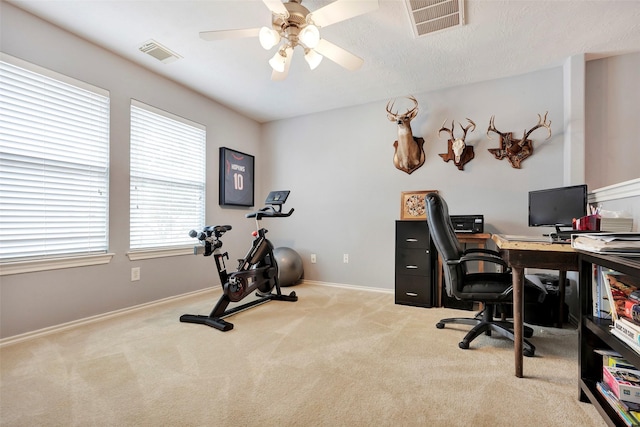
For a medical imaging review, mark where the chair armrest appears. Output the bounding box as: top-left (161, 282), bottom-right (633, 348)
top-left (463, 247), bottom-right (501, 257)
top-left (447, 253), bottom-right (510, 270)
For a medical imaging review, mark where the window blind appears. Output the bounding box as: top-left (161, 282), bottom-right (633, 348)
top-left (130, 101), bottom-right (205, 250)
top-left (0, 58), bottom-right (110, 261)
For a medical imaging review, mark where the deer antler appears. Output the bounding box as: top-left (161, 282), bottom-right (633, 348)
top-left (460, 118), bottom-right (476, 141)
top-left (438, 119), bottom-right (454, 140)
top-left (387, 96), bottom-right (418, 122)
top-left (385, 99), bottom-right (397, 121)
top-left (405, 95), bottom-right (419, 118)
top-left (521, 111), bottom-right (552, 144)
top-left (440, 118), bottom-right (476, 141)
top-left (486, 116), bottom-right (501, 140)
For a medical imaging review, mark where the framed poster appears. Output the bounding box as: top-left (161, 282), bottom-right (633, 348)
top-left (219, 147), bottom-right (255, 207)
top-left (400, 190), bottom-right (437, 220)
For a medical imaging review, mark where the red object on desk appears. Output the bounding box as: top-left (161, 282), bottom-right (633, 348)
top-left (573, 214), bottom-right (601, 231)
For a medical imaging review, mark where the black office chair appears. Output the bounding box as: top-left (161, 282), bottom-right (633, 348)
top-left (425, 192), bottom-right (544, 356)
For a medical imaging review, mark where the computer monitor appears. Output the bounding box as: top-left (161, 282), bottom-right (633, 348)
top-left (528, 184), bottom-right (588, 232)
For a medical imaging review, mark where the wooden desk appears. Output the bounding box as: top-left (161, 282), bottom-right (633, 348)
top-left (436, 233), bottom-right (492, 307)
top-left (492, 235), bottom-right (579, 378)
top-left (457, 233), bottom-right (492, 247)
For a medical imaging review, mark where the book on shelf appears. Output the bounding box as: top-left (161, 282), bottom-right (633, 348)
top-left (597, 381), bottom-right (640, 426)
top-left (595, 265), bottom-right (612, 319)
top-left (614, 319), bottom-right (640, 350)
top-left (603, 366), bottom-right (640, 404)
top-left (627, 300), bottom-right (640, 324)
top-left (572, 232), bottom-right (640, 255)
top-left (602, 269), bottom-right (640, 321)
top-left (597, 348), bottom-right (637, 370)
top-left (612, 327), bottom-right (640, 356)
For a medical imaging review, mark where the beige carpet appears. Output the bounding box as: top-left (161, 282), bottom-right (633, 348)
top-left (1, 283), bottom-right (605, 426)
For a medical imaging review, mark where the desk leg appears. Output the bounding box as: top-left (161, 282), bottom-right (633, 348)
top-left (557, 270), bottom-right (566, 328)
top-left (513, 266), bottom-right (524, 378)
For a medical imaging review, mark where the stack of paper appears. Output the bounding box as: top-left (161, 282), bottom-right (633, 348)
top-left (601, 217), bottom-right (634, 232)
top-left (571, 233), bottom-right (640, 255)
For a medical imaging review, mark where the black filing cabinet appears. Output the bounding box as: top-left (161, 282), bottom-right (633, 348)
top-left (395, 221), bottom-right (435, 307)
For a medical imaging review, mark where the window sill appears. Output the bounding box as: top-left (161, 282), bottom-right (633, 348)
top-left (127, 247), bottom-right (194, 261)
top-left (0, 253), bottom-right (115, 276)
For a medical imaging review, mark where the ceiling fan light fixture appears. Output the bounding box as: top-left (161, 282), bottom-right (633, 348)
top-left (304, 49), bottom-right (323, 70)
top-left (299, 24), bottom-right (320, 48)
top-left (269, 49), bottom-right (287, 72)
top-left (200, 0), bottom-right (381, 80)
top-left (259, 26), bottom-right (281, 50)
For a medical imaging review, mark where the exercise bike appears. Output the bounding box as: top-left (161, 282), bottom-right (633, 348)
top-left (180, 191), bottom-right (298, 331)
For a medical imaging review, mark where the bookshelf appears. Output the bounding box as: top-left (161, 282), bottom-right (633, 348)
top-left (578, 251), bottom-right (640, 426)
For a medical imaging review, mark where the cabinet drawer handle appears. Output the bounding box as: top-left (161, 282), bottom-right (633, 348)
top-left (405, 292), bottom-right (418, 297)
top-left (405, 265), bottom-right (418, 269)
top-left (405, 238), bottom-right (418, 242)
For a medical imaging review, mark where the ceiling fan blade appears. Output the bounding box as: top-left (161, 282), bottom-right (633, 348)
top-left (262, 0), bottom-right (289, 17)
top-left (271, 48), bottom-right (293, 81)
top-left (314, 38), bottom-right (364, 71)
top-left (310, 0), bottom-right (379, 28)
top-left (199, 28), bottom-right (260, 41)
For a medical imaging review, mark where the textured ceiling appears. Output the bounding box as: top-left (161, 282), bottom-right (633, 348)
top-left (6, 0), bottom-right (640, 123)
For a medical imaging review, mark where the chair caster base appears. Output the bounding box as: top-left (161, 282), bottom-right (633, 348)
top-left (459, 341), bottom-right (469, 349)
top-left (436, 322), bottom-right (445, 329)
top-left (524, 328), bottom-right (534, 338)
top-left (523, 348), bottom-right (535, 357)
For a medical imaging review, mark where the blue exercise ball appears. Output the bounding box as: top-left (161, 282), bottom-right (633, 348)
top-left (273, 247), bottom-right (303, 287)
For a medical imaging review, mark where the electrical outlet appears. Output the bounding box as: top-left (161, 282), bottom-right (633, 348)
top-left (343, 254), bottom-right (349, 263)
top-left (311, 253), bottom-right (317, 263)
top-left (131, 267), bottom-right (140, 281)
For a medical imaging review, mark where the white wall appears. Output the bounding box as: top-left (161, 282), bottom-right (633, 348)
top-left (0, 3), bottom-right (263, 338)
top-left (585, 52), bottom-right (640, 190)
top-left (261, 68), bottom-right (566, 288)
top-left (584, 53), bottom-right (640, 232)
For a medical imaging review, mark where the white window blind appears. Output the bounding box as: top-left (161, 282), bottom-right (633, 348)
top-left (130, 100), bottom-right (205, 250)
top-left (0, 57), bottom-right (110, 261)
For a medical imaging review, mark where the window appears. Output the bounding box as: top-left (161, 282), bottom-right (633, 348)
top-left (129, 100), bottom-right (205, 251)
top-left (0, 55), bottom-right (110, 262)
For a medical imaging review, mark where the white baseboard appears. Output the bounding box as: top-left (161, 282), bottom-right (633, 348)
top-left (302, 279), bottom-right (394, 294)
top-left (0, 281), bottom-right (392, 347)
top-left (0, 287), bottom-right (216, 348)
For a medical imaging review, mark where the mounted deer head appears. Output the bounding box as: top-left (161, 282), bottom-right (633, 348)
top-left (487, 112), bottom-right (552, 169)
top-left (386, 95), bottom-right (425, 174)
top-left (438, 118), bottom-right (476, 171)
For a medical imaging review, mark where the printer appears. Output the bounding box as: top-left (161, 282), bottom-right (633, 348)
top-left (449, 215), bottom-right (484, 234)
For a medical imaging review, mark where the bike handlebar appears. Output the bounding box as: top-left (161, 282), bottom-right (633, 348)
top-left (245, 207), bottom-right (294, 219)
top-left (189, 224), bottom-right (232, 240)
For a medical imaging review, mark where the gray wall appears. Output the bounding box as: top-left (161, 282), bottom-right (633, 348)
top-left (261, 68), bottom-right (566, 287)
top-left (1, 3), bottom-right (263, 338)
top-left (1, 1), bottom-right (637, 339)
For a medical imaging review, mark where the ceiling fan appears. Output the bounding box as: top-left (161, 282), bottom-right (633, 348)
top-left (199, 0), bottom-right (379, 81)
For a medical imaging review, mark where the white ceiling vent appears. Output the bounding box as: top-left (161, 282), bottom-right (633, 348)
top-left (405, 0), bottom-right (465, 37)
top-left (139, 40), bottom-right (182, 64)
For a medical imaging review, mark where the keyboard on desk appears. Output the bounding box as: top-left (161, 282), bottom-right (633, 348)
top-left (551, 239), bottom-right (572, 244)
top-left (550, 230), bottom-right (603, 243)
top-left (501, 235), bottom-right (552, 243)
